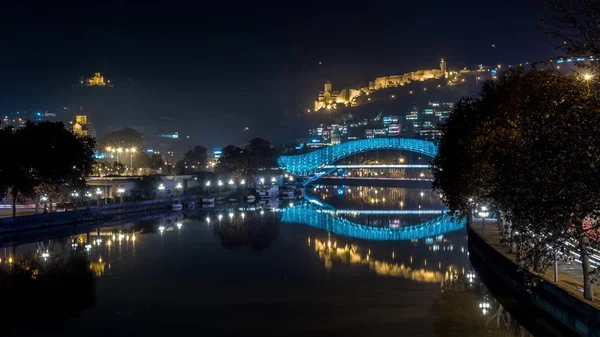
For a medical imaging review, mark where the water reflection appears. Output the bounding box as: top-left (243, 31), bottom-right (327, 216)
top-left (0, 249), bottom-right (95, 334)
top-left (310, 236), bottom-right (445, 283)
top-left (311, 185), bottom-right (443, 211)
top-left (0, 186), bottom-right (549, 336)
top-left (212, 213), bottom-right (279, 251)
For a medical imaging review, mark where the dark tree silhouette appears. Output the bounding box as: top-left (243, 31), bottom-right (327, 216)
top-left (0, 122), bottom-right (95, 216)
top-left (432, 68), bottom-right (600, 300)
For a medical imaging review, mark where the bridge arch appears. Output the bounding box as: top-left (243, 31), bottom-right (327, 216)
top-left (278, 138), bottom-right (437, 176)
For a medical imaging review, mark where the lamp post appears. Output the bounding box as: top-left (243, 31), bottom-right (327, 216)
top-left (71, 191), bottom-right (79, 211)
top-left (175, 182), bottom-right (183, 195)
top-left (157, 183), bottom-right (165, 199)
top-left (205, 181), bottom-right (211, 194)
top-left (95, 188), bottom-right (102, 206)
top-left (41, 195), bottom-right (48, 213)
top-left (126, 147), bottom-right (136, 171)
top-left (117, 188), bottom-right (125, 204)
top-left (478, 206), bottom-right (489, 235)
top-left (218, 180), bottom-right (223, 192)
top-left (117, 147), bottom-right (123, 163)
top-left (228, 179), bottom-right (234, 191)
top-left (105, 146), bottom-right (112, 162)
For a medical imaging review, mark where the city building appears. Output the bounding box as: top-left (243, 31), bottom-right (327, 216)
top-left (312, 59), bottom-right (450, 112)
top-left (82, 72), bottom-right (111, 87)
top-left (313, 81), bottom-right (361, 111)
top-left (72, 115), bottom-right (96, 137)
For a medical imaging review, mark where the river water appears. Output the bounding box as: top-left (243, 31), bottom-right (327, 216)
top-left (1, 186), bottom-right (559, 336)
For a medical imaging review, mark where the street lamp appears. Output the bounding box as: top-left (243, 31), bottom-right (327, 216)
top-left (41, 195), bottom-right (48, 213)
top-left (260, 177), bottom-right (265, 184)
top-left (218, 180), bottom-right (223, 192)
top-left (205, 180), bottom-right (211, 193)
top-left (271, 177), bottom-right (276, 183)
top-left (479, 206), bottom-right (490, 234)
top-left (479, 301), bottom-right (491, 315)
top-left (157, 183), bottom-right (165, 199)
top-left (117, 188), bottom-right (125, 204)
top-left (126, 147), bottom-right (136, 171)
top-left (95, 188), bottom-right (102, 205)
top-left (240, 179), bottom-right (245, 185)
top-left (116, 147), bottom-right (123, 163)
top-left (584, 73), bottom-right (593, 81)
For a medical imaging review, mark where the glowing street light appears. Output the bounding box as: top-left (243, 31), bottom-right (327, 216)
top-left (584, 73), bottom-right (593, 81)
top-left (479, 206), bottom-right (490, 234)
top-left (260, 177), bottom-right (265, 184)
top-left (240, 179), bottom-right (245, 185)
top-left (271, 177), bottom-right (276, 183)
top-left (479, 301), bottom-right (491, 315)
top-left (175, 182), bottom-right (183, 189)
top-left (117, 188), bottom-right (125, 204)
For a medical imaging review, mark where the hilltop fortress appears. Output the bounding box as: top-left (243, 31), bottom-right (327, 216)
top-left (314, 59), bottom-right (449, 111)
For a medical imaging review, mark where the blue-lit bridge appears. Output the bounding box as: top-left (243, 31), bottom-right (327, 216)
top-left (279, 202), bottom-right (464, 241)
top-left (278, 138), bottom-right (437, 176)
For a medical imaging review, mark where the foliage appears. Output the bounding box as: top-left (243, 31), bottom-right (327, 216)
top-left (215, 138), bottom-right (278, 183)
top-left (93, 161), bottom-right (126, 176)
top-left (544, 1), bottom-right (600, 56)
top-left (100, 127), bottom-right (143, 148)
top-left (149, 153), bottom-right (165, 170)
top-left (184, 145), bottom-right (208, 169)
top-left (0, 122), bottom-right (95, 216)
top-left (433, 68), bottom-right (600, 300)
top-left (131, 175), bottom-right (163, 199)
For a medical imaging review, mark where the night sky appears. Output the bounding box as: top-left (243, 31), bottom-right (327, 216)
top-left (0, 1), bottom-right (556, 148)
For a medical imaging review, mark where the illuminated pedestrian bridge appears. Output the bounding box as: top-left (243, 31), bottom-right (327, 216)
top-left (278, 138), bottom-right (438, 176)
top-left (279, 202), bottom-right (464, 241)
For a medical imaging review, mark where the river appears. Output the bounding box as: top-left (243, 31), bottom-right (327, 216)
top-left (0, 185), bottom-right (564, 336)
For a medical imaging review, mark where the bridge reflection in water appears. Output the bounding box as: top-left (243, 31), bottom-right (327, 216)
top-left (310, 237), bottom-right (448, 283)
top-left (279, 201), bottom-right (465, 241)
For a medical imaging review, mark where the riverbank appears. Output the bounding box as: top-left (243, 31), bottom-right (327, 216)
top-left (468, 218), bottom-right (600, 337)
top-left (0, 194), bottom-right (222, 234)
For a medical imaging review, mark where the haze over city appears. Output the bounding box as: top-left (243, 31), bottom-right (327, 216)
top-left (1, 0), bottom-right (554, 147)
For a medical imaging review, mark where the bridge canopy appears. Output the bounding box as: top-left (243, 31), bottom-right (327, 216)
top-left (278, 138), bottom-right (437, 176)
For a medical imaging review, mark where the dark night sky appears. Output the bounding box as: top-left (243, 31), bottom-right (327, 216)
top-left (0, 1), bottom-right (556, 148)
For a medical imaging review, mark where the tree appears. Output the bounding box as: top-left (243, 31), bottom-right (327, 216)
top-left (149, 154), bottom-right (164, 170)
top-left (183, 146), bottom-right (208, 169)
top-left (131, 175), bottom-right (162, 199)
top-left (0, 122), bottom-right (95, 216)
top-left (433, 68), bottom-right (600, 301)
top-left (545, 0), bottom-right (600, 61)
top-left (174, 160), bottom-right (187, 175)
top-left (215, 139), bottom-right (278, 185)
top-left (100, 127), bottom-right (143, 148)
top-left (215, 145), bottom-right (246, 180)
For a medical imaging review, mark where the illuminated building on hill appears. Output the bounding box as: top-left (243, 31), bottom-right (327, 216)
top-left (72, 114), bottom-right (96, 137)
top-left (81, 72), bottom-right (112, 87)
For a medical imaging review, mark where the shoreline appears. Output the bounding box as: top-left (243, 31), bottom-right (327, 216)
top-left (467, 219), bottom-right (600, 337)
